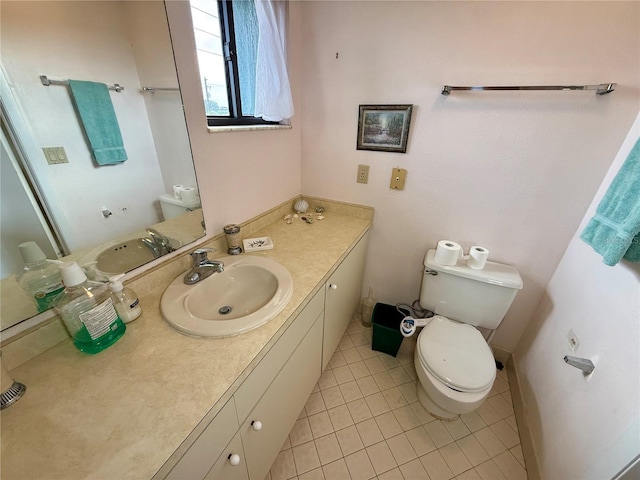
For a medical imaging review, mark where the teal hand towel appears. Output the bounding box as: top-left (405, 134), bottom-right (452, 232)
top-left (68, 80), bottom-right (127, 165)
top-left (580, 138), bottom-right (640, 266)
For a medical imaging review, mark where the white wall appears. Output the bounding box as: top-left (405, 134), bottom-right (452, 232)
top-left (125, 1), bottom-right (198, 196)
top-left (1, 1), bottom-right (165, 251)
top-left (298, 1), bottom-right (640, 352)
top-left (166, 0), bottom-right (302, 237)
top-left (514, 113), bottom-right (640, 479)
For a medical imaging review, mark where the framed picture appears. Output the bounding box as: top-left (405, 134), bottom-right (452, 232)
top-left (356, 104), bottom-right (413, 153)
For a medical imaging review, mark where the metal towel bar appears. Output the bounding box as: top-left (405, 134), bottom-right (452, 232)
top-left (40, 75), bottom-right (124, 92)
top-left (441, 83), bottom-right (616, 96)
top-left (141, 86), bottom-right (180, 93)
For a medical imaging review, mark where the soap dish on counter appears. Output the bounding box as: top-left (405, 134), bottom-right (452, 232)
top-left (243, 236), bottom-right (274, 252)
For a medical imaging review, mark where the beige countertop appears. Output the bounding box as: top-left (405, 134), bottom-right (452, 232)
top-left (0, 200), bottom-right (372, 480)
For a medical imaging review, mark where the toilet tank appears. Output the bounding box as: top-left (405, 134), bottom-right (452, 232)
top-left (159, 193), bottom-right (201, 220)
top-left (420, 249), bottom-right (523, 329)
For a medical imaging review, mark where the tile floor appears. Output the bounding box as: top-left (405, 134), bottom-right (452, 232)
top-left (267, 316), bottom-right (528, 480)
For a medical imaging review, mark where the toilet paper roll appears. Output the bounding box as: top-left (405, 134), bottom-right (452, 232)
top-left (467, 246), bottom-right (489, 269)
top-left (179, 186), bottom-right (197, 204)
top-left (172, 185), bottom-right (184, 199)
top-left (434, 240), bottom-right (463, 266)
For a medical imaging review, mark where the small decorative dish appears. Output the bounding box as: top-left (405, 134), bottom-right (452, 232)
top-left (243, 236), bottom-right (274, 252)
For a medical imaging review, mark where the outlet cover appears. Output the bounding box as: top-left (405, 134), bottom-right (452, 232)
top-left (43, 146), bottom-right (69, 165)
top-left (357, 164), bottom-right (370, 184)
top-left (390, 168), bottom-right (407, 190)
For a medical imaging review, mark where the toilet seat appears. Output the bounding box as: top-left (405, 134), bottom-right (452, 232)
top-left (417, 316), bottom-right (496, 393)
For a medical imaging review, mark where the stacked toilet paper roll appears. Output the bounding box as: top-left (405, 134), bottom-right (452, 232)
top-left (171, 185), bottom-right (198, 204)
top-left (434, 240), bottom-right (463, 266)
top-left (466, 246), bottom-right (489, 269)
top-left (179, 187), bottom-right (197, 204)
top-left (172, 185), bottom-right (184, 198)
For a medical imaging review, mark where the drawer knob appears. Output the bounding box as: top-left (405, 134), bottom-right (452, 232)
top-left (329, 284), bottom-right (337, 290)
top-left (228, 454), bottom-right (241, 466)
top-left (251, 420), bottom-right (263, 431)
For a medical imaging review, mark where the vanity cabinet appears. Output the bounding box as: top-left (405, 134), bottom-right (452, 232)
top-left (322, 232), bottom-right (369, 370)
top-left (160, 231), bottom-right (369, 480)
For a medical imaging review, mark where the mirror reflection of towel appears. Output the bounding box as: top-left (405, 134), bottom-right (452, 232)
top-left (581, 138), bottom-right (640, 266)
top-left (68, 80), bottom-right (127, 165)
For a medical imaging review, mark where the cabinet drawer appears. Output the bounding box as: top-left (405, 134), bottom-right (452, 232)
top-left (204, 432), bottom-right (249, 480)
top-left (234, 288), bottom-right (324, 424)
top-left (166, 397), bottom-right (238, 480)
top-left (240, 315), bottom-right (323, 480)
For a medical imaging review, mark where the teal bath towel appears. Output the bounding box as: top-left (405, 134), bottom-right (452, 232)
top-left (580, 138), bottom-right (640, 266)
top-left (68, 80), bottom-right (127, 165)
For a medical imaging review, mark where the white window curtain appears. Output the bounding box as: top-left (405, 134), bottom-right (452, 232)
top-left (254, 0), bottom-right (294, 123)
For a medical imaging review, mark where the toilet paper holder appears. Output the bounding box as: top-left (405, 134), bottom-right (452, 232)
top-left (564, 355), bottom-right (595, 375)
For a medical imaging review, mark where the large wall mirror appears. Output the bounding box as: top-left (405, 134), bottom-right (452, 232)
top-left (1, 1), bottom-right (204, 331)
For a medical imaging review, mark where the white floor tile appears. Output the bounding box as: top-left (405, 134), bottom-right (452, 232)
top-left (272, 327), bottom-right (527, 480)
top-left (315, 433), bottom-right (343, 466)
top-left (386, 432), bottom-right (418, 465)
top-left (335, 425), bottom-right (365, 456)
top-left (344, 449), bottom-right (376, 480)
top-left (365, 441), bottom-right (397, 475)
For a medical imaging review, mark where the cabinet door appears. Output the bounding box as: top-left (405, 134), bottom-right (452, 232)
top-left (240, 316), bottom-right (323, 480)
top-left (204, 432), bottom-right (249, 480)
top-left (234, 288), bottom-right (324, 425)
top-left (323, 232), bottom-right (369, 370)
top-left (164, 398), bottom-right (238, 480)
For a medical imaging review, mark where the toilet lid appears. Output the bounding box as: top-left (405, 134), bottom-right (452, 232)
top-left (417, 316), bottom-right (496, 393)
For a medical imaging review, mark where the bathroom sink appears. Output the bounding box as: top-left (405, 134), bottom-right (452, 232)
top-left (81, 231), bottom-right (193, 277)
top-left (160, 255), bottom-right (294, 337)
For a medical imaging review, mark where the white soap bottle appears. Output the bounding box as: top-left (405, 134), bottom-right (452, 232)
top-left (16, 241), bottom-right (65, 312)
top-left (108, 274), bottom-right (142, 323)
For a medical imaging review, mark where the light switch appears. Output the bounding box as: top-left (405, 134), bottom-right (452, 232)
top-left (42, 146), bottom-right (69, 165)
top-left (390, 168), bottom-right (407, 190)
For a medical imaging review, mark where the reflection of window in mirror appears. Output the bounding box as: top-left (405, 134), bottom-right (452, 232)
top-left (189, 0), bottom-right (294, 127)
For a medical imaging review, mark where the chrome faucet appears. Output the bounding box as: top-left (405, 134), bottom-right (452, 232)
top-left (143, 228), bottom-right (174, 257)
top-left (184, 248), bottom-right (224, 285)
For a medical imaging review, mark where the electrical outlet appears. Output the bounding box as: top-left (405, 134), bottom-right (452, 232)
top-left (390, 168), bottom-right (407, 190)
top-left (357, 164), bottom-right (370, 184)
top-left (567, 329), bottom-right (580, 353)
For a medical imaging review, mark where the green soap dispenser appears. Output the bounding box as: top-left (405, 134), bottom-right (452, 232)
top-left (54, 262), bottom-right (126, 354)
top-left (16, 241), bottom-right (65, 312)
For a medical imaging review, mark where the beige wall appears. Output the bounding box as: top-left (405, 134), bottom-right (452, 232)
top-left (298, 1), bottom-right (640, 352)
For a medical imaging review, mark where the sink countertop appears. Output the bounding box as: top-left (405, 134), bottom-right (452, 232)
top-left (0, 205), bottom-right (372, 480)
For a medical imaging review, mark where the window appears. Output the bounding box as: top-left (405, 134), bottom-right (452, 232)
top-left (189, 0), bottom-right (293, 127)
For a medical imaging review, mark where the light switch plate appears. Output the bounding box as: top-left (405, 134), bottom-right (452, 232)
top-left (390, 168), bottom-right (407, 190)
top-left (43, 147), bottom-right (69, 165)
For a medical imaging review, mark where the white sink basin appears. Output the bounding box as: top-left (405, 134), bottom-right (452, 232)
top-left (81, 231), bottom-right (193, 277)
top-left (160, 255), bottom-right (293, 337)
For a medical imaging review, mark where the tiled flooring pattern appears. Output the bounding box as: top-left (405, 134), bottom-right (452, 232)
top-left (267, 317), bottom-right (528, 480)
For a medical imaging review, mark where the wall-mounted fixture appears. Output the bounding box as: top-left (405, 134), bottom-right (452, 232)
top-left (564, 355), bottom-right (595, 374)
top-left (441, 83), bottom-right (616, 96)
top-left (40, 74), bottom-right (124, 92)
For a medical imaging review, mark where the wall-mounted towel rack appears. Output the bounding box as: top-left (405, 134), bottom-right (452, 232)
top-left (441, 83), bottom-right (616, 96)
top-left (40, 75), bottom-right (124, 92)
top-left (141, 86), bottom-right (180, 93)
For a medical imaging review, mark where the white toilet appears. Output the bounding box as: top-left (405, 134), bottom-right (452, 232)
top-left (414, 249), bottom-right (523, 419)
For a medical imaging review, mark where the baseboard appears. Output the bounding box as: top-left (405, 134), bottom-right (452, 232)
top-left (507, 354), bottom-right (542, 480)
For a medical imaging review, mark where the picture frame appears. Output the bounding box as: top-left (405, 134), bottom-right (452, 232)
top-left (356, 104), bottom-right (413, 153)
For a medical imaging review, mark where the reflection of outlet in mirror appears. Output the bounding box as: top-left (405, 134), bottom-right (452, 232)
top-left (390, 168), bottom-right (407, 190)
top-left (567, 329), bottom-right (580, 352)
top-left (357, 164), bottom-right (369, 184)
top-left (42, 146), bottom-right (69, 165)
